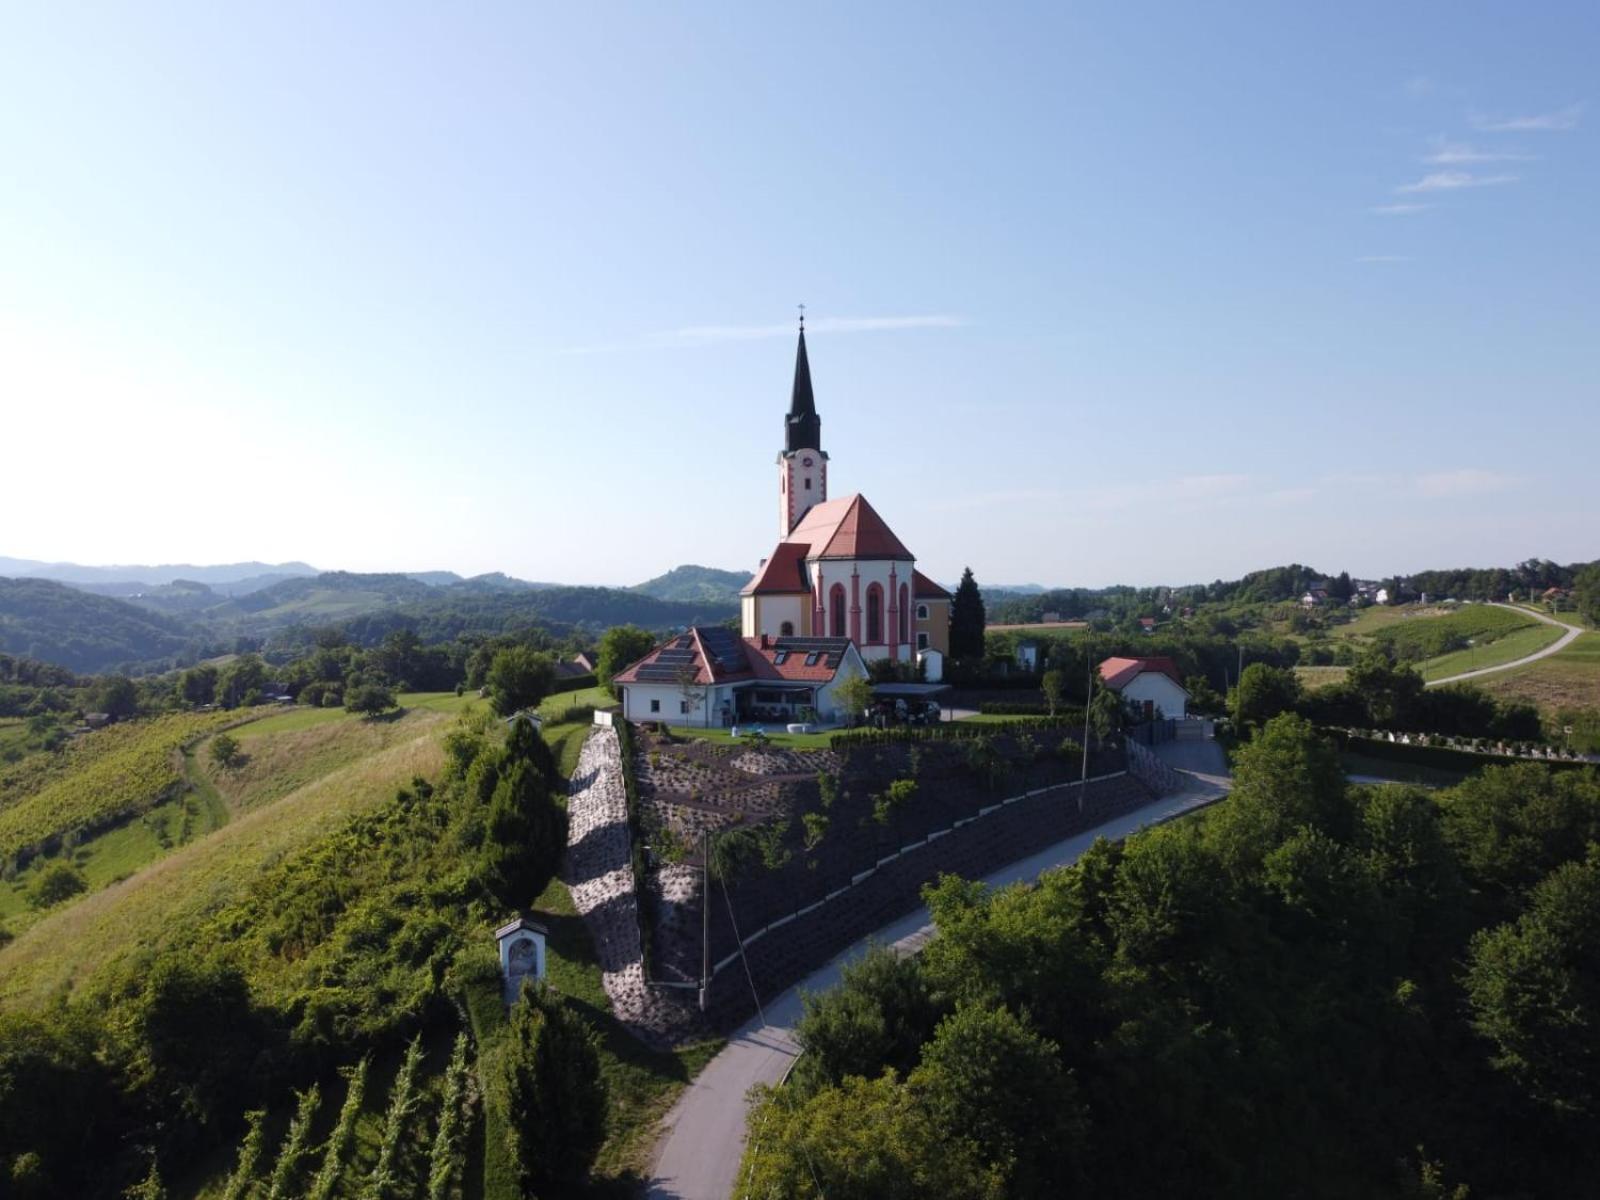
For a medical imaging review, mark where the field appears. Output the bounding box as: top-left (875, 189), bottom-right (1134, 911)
top-left (1477, 632), bottom-right (1600, 715)
top-left (1295, 665), bottom-right (1349, 691)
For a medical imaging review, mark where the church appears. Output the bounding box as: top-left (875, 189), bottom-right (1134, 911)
top-left (612, 323), bottom-right (951, 727)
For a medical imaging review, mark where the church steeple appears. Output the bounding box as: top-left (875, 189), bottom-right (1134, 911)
top-left (784, 317), bottom-right (821, 453)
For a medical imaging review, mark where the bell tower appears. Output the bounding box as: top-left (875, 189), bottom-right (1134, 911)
top-left (778, 311), bottom-right (828, 536)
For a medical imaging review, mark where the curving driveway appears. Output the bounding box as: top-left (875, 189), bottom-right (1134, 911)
top-left (644, 767), bottom-right (1229, 1200)
top-left (1425, 603), bottom-right (1584, 688)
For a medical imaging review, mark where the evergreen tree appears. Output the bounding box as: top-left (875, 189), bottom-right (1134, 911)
top-left (950, 567), bottom-right (986, 660)
top-left (498, 984), bottom-right (607, 1198)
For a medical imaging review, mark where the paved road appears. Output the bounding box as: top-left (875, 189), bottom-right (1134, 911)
top-left (1426, 603), bottom-right (1583, 688)
top-left (644, 766), bottom-right (1229, 1200)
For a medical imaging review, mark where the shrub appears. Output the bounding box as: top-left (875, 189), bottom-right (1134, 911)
top-left (27, 861), bottom-right (86, 909)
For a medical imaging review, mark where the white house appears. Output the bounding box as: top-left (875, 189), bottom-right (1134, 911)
top-left (612, 626), bottom-right (868, 727)
top-left (1099, 656), bottom-right (1189, 721)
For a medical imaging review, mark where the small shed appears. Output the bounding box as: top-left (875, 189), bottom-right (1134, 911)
top-left (495, 916), bottom-right (548, 999)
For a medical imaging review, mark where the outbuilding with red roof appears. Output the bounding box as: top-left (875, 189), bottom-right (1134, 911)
top-left (1098, 656), bottom-right (1189, 720)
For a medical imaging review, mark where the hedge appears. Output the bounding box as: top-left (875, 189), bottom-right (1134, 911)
top-left (1332, 731), bottom-right (1595, 777)
top-left (977, 701), bottom-right (1087, 721)
top-left (830, 717), bottom-right (1083, 750)
top-left (549, 673), bottom-right (598, 696)
top-left (614, 720), bottom-right (654, 979)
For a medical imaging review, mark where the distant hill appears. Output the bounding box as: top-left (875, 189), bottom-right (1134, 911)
top-left (0, 577), bottom-right (197, 673)
top-left (632, 564), bottom-right (752, 604)
top-left (405, 571), bottom-right (464, 587)
top-left (0, 556), bottom-right (319, 588)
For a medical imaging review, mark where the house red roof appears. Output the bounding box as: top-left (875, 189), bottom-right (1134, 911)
top-left (741, 542), bottom-right (812, 595)
top-left (612, 627), bottom-right (758, 687)
top-left (786, 494), bottom-right (913, 561)
top-left (610, 628), bottom-right (858, 687)
top-left (745, 637), bottom-right (856, 682)
top-left (1098, 656), bottom-right (1186, 691)
top-left (912, 570), bottom-right (951, 600)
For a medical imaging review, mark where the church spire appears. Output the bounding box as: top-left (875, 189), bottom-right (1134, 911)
top-left (785, 311), bottom-right (821, 452)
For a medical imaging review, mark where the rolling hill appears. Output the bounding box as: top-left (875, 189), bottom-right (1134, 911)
top-left (0, 577), bottom-right (198, 673)
top-left (632, 563), bottom-right (752, 604)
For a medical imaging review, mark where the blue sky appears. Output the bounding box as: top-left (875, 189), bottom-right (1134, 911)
top-left (2, 3), bottom-right (1595, 587)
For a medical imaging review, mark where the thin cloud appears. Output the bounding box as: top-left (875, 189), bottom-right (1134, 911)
top-left (1356, 255), bottom-right (1411, 263)
top-left (1415, 469), bottom-right (1516, 499)
top-left (1370, 203), bottom-right (1432, 216)
top-left (1396, 170), bottom-right (1518, 193)
top-left (1424, 139), bottom-right (1535, 165)
top-left (561, 314), bottom-right (966, 355)
top-left (1471, 103), bottom-right (1582, 132)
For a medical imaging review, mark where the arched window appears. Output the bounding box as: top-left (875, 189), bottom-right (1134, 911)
top-left (830, 584), bottom-right (847, 638)
top-left (779, 620), bottom-right (794, 637)
top-left (866, 584), bottom-right (884, 643)
top-left (899, 583), bottom-right (910, 644)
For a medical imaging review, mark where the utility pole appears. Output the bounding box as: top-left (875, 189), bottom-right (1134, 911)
top-left (699, 829), bottom-right (711, 1012)
top-left (1078, 658), bottom-right (1093, 813)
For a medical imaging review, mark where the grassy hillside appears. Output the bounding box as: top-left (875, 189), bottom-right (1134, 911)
top-left (0, 575), bottom-right (195, 672)
top-left (0, 712), bottom-right (452, 1005)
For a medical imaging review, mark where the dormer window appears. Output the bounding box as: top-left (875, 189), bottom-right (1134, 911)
top-left (774, 650), bottom-right (789, 665)
top-left (805, 651), bottom-right (820, 667)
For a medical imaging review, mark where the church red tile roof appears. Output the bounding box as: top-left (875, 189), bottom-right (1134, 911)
top-left (786, 493), bottom-right (913, 561)
top-left (912, 570), bottom-right (951, 600)
top-left (1098, 656), bottom-right (1186, 691)
top-left (741, 542), bottom-right (812, 595)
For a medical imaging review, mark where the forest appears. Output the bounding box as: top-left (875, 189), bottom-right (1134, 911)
top-left (743, 716), bottom-right (1600, 1199)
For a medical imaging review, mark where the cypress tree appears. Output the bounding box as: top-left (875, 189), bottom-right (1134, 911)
top-left (950, 566), bottom-right (986, 660)
top-left (499, 984), bottom-right (607, 1198)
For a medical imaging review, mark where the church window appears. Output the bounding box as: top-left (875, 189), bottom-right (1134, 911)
top-left (830, 584), bottom-right (847, 637)
top-left (805, 477), bottom-right (811, 489)
top-left (866, 584), bottom-right (883, 643)
top-left (916, 603), bottom-right (930, 620)
top-left (780, 621), bottom-right (794, 637)
top-left (899, 583), bottom-right (910, 643)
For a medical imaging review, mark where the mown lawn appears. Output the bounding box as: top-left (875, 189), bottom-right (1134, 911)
top-left (667, 724), bottom-right (838, 749)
